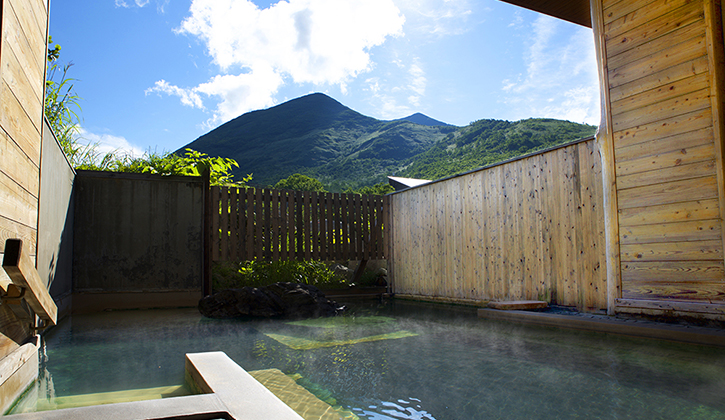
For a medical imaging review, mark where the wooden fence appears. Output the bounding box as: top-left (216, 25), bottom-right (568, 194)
top-left (389, 138), bottom-right (608, 311)
top-left (210, 187), bottom-right (389, 262)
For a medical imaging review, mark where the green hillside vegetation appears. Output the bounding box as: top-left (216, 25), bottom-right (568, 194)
top-left (180, 93), bottom-right (456, 189)
top-left (400, 118), bottom-right (597, 180)
top-left (179, 93), bottom-right (597, 192)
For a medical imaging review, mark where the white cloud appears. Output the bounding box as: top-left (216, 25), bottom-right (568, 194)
top-left (397, 0), bottom-right (474, 37)
top-left (153, 0), bottom-right (405, 126)
top-left (500, 14), bottom-right (600, 125)
top-left (115, 0), bottom-right (150, 8)
top-left (407, 61), bottom-right (426, 107)
top-left (146, 80), bottom-right (205, 109)
top-left (78, 128), bottom-right (145, 159)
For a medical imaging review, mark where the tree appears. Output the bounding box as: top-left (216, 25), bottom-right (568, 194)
top-left (344, 182), bottom-right (394, 195)
top-left (274, 174), bottom-right (326, 192)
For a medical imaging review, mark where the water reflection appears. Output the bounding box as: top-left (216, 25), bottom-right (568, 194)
top-left (352, 398), bottom-right (437, 420)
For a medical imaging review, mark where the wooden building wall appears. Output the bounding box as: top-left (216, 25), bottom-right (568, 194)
top-left (1, 0), bottom-right (47, 275)
top-left (389, 139), bottom-right (608, 311)
top-left (592, 0), bottom-right (725, 319)
top-left (0, 0), bottom-right (48, 406)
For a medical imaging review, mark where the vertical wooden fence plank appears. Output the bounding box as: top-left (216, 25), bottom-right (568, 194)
top-left (211, 186), bottom-right (220, 261)
top-left (311, 192), bottom-right (319, 259)
top-left (245, 188), bottom-right (254, 261)
top-left (262, 189), bottom-right (270, 260)
top-left (272, 189), bottom-right (280, 261)
top-left (229, 188), bottom-right (238, 261)
top-left (220, 187), bottom-right (229, 261)
top-left (254, 188), bottom-right (263, 260)
top-left (236, 188), bottom-right (246, 261)
top-left (287, 191), bottom-right (297, 260)
top-left (293, 191), bottom-right (301, 259)
top-left (341, 193), bottom-right (350, 260)
top-left (303, 191), bottom-right (311, 260)
top-left (331, 193), bottom-right (339, 260)
top-left (361, 194), bottom-right (372, 260)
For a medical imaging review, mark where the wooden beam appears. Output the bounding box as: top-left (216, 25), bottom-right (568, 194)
top-left (591, 0), bottom-right (622, 315)
top-left (1, 239), bottom-right (57, 325)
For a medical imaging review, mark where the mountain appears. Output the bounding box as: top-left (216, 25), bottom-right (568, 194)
top-left (400, 118), bottom-right (597, 180)
top-left (396, 113), bottom-right (452, 127)
top-left (179, 93), bottom-right (597, 191)
top-left (180, 93), bottom-right (457, 189)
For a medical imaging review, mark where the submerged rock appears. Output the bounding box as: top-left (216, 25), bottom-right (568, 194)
top-left (198, 282), bottom-right (346, 319)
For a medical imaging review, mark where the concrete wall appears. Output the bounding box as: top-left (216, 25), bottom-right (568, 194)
top-left (37, 121), bottom-right (74, 319)
top-left (72, 171), bottom-right (204, 311)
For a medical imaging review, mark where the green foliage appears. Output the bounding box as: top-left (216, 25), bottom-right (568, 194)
top-left (45, 36), bottom-right (86, 164)
top-left (274, 173), bottom-right (326, 192)
top-left (109, 149), bottom-right (247, 186)
top-left (344, 182), bottom-right (394, 195)
top-left (212, 260), bottom-right (346, 291)
top-left (400, 118), bottom-right (597, 180)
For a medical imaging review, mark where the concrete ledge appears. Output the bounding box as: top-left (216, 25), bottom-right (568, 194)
top-left (186, 352), bottom-right (303, 420)
top-left (7, 351), bottom-right (305, 419)
top-left (72, 290), bottom-right (201, 313)
top-left (478, 308), bottom-right (725, 347)
top-left (5, 393), bottom-right (229, 419)
top-left (0, 340), bottom-right (38, 414)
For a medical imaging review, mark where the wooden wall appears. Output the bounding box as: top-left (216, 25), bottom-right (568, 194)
top-left (0, 0), bottom-right (47, 271)
top-left (389, 139), bottom-right (608, 311)
top-left (593, 0), bottom-right (725, 319)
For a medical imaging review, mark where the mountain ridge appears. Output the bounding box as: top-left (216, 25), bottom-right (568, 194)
top-left (179, 93), bottom-right (596, 191)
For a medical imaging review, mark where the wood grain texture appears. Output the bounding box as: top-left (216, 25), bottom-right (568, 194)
top-left (620, 239), bottom-right (723, 261)
top-left (617, 159), bottom-right (716, 190)
top-left (608, 34), bottom-right (707, 89)
top-left (620, 218), bottom-right (722, 244)
top-left (605, 0), bottom-right (704, 58)
top-left (617, 175), bottom-right (718, 209)
top-left (389, 140), bottom-right (607, 311)
top-left (618, 198), bottom-right (720, 226)
top-left (610, 56), bottom-right (710, 104)
top-left (614, 108), bottom-right (712, 150)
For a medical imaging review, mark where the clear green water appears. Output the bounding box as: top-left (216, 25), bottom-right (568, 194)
top-left (18, 300), bottom-right (725, 419)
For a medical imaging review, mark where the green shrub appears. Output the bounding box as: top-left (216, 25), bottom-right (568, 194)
top-left (212, 260), bottom-right (347, 292)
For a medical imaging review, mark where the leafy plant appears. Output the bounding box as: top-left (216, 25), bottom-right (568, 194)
top-left (344, 182), bottom-right (394, 195)
top-left (274, 174), bottom-right (326, 192)
top-left (111, 148), bottom-right (249, 186)
top-left (212, 259), bottom-right (347, 291)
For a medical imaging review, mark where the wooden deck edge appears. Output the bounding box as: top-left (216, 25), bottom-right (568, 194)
top-left (477, 308), bottom-right (725, 347)
top-left (615, 299), bottom-right (725, 321)
top-left (395, 294), bottom-right (490, 307)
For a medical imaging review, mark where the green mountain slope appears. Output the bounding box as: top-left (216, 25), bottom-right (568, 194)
top-left (180, 93), bottom-right (456, 188)
top-left (179, 93), bottom-right (597, 191)
top-left (399, 118), bottom-right (597, 180)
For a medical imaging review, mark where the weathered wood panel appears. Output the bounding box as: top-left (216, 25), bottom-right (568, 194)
top-left (596, 0), bottom-right (725, 315)
top-left (390, 139), bottom-right (607, 311)
top-left (211, 188), bottom-right (388, 262)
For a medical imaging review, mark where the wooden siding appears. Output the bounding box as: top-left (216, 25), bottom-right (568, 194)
top-left (211, 187), bottom-right (388, 262)
top-left (0, 0), bottom-right (47, 262)
top-left (597, 0), bottom-right (725, 314)
top-left (389, 139), bottom-right (607, 311)
top-left (0, 0), bottom-right (47, 387)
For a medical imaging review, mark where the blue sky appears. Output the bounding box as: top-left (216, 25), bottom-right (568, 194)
top-left (49, 0), bottom-right (599, 157)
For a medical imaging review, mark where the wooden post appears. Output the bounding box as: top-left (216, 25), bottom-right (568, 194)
top-left (2, 239), bottom-right (57, 326)
top-left (202, 170), bottom-right (212, 296)
top-left (591, 0), bottom-right (622, 315)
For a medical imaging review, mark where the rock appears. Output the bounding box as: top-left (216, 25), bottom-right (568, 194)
top-left (198, 282), bottom-right (346, 319)
top-left (330, 263), bottom-right (354, 282)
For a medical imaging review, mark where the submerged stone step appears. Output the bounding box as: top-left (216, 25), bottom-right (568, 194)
top-left (487, 300), bottom-right (548, 310)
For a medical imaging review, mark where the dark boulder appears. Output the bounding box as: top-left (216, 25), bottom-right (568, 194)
top-left (198, 282), bottom-right (345, 319)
